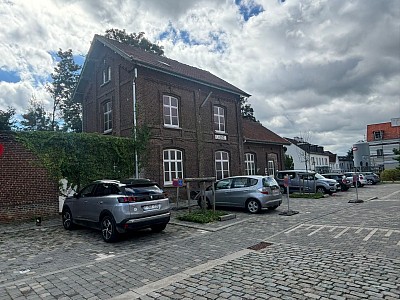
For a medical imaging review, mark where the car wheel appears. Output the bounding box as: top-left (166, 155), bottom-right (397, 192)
top-left (356, 181), bottom-right (362, 188)
top-left (267, 205), bottom-right (279, 211)
top-left (246, 199), bottom-right (261, 214)
top-left (151, 223), bottom-right (167, 233)
top-left (279, 186), bottom-right (286, 194)
top-left (62, 208), bottom-right (74, 230)
top-left (101, 215), bottom-right (118, 243)
top-left (198, 197), bottom-right (211, 209)
top-left (367, 179), bottom-right (373, 185)
top-left (316, 187), bottom-right (326, 194)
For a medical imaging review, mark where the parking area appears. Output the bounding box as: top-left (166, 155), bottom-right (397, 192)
top-left (0, 183), bottom-right (399, 299)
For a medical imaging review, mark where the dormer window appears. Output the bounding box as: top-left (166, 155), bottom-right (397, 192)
top-left (373, 130), bottom-right (383, 140)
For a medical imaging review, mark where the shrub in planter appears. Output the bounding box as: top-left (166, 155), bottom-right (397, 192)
top-left (380, 169), bottom-right (400, 182)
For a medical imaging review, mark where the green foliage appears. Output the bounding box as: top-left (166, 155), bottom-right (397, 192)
top-left (15, 131), bottom-right (137, 191)
top-left (346, 148), bottom-right (354, 160)
top-left (47, 49), bottom-right (82, 132)
top-left (20, 96), bottom-right (51, 131)
top-left (289, 192), bottom-right (325, 199)
top-left (380, 169), bottom-right (400, 182)
top-left (0, 106), bottom-right (16, 131)
top-left (393, 148), bottom-right (400, 170)
top-left (240, 97), bottom-right (257, 122)
top-left (284, 154), bottom-right (294, 170)
top-left (104, 29), bottom-right (164, 56)
top-left (177, 210), bottom-right (227, 224)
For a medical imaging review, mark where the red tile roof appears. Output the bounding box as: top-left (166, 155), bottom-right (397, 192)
top-left (94, 35), bottom-right (250, 97)
top-left (242, 119), bottom-right (289, 145)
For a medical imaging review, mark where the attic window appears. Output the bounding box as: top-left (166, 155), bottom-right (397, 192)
top-left (158, 60), bottom-right (171, 67)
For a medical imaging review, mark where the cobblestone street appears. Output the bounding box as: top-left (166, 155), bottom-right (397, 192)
top-left (1, 184), bottom-right (399, 299)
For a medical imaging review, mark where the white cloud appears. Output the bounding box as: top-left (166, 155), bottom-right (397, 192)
top-left (0, 0), bottom-right (399, 156)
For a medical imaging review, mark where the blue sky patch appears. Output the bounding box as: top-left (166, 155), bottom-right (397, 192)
top-left (159, 22), bottom-right (201, 46)
top-left (0, 69), bottom-right (21, 83)
top-left (235, 0), bottom-right (264, 21)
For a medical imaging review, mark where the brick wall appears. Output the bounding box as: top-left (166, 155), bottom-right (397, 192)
top-left (0, 132), bottom-right (59, 223)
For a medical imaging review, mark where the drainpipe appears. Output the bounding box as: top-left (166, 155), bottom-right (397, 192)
top-left (133, 68), bottom-right (139, 178)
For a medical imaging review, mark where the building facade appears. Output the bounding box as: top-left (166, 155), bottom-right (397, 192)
top-left (74, 35), bottom-right (252, 188)
top-left (367, 118), bottom-right (400, 170)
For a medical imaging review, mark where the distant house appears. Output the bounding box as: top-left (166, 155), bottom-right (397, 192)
top-left (367, 118), bottom-right (400, 170)
top-left (325, 151), bottom-right (340, 172)
top-left (284, 137), bottom-right (330, 172)
top-left (73, 35), bottom-right (251, 188)
top-left (242, 119), bottom-right (290, 176)
top-left (338, 156), bottom-right (354, 172)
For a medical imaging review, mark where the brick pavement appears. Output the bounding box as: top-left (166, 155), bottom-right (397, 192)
top-left (0, 183), bottom-right (399, 299)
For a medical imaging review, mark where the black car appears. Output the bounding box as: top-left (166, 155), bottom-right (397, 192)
top-left (321, 173), bottom-right (352, 191)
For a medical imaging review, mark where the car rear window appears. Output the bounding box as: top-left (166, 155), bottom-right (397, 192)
top-left (262, 177), bottom-right (278, 187)
top-left (123, 184), bottom-right (162, 195)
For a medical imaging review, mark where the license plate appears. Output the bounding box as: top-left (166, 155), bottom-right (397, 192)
top-left (143, 204), bottom-right (161, 211)
top-left (273, 190), bottom-right (280, 195)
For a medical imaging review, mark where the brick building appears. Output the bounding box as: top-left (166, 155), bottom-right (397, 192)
top-left (242, 119), bottom-right (289, 176)
top-left (367, 118), bottom-right (400, 170)
top-left (0, 132), bottom-right (59, 223)
top-left (74, 35), bottom-right (252, 188)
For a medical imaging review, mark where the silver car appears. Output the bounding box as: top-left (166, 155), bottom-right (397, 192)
top-left (62, 179), bottom-right (170, 242)
top-left (198, 176), bottom-right (282, 213)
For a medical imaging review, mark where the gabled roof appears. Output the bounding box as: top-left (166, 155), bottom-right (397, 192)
top-left (75, 35), bottom-right (250, 99)
top-left (242, 119), bottom-right (289, 145)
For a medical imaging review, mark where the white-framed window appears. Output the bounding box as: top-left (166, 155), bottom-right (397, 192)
top-left (244, 153), bottom-right (256, 175)
top-left (377, 149), bottom-right (383, 157)
top-left (163, 95), bottom-right (179, 127)
top-left (215, 151), bottom-right (230, 180)
top-left (213, 106), bottom-right (226, 133)
top-left (163, 149), bottom-right (183, 185)
top-left (104, 101), bottom-right (112, 133)
top-left (102, 66), bottom-right (111, 84)
top-left (268, 160), bottom-right (275, 176)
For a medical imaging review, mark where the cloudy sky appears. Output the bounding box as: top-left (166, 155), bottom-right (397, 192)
top-left (1, 0), bottom-right (399, 155)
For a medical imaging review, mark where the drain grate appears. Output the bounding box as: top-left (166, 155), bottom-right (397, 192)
top-left (247, 241), bottom-right (273, 251)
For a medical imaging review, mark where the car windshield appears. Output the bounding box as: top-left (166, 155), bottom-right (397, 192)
top-left (123, 185), bottom-right (162, 195)
top-left (315, 173), bottom-right (325, 179)
top-left (263, 177), bottom-right (278, 187)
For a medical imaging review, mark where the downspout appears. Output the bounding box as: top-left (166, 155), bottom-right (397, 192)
top-left (133, 68), bottom-right (139, 178)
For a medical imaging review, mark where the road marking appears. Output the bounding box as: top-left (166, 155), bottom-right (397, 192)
top-left (285, 224), bottom-right (304, 234)
top-left (355, 228), bottom-right (363, 233)
top-left (306, 225), bottom-right (315, 229)
top-left (397, 241), bottom-right (400, 246)
top-left (380, 190), bottom-right (400, 200)
top-left (308, 226), bottom-right (325, 236)
top-left (385, 230), bottom-right (393, 237)
top-left (329, 226), bottom-right (337, 232)
top-left (363, 228), bottom-right (379, 241)
top-left (334, 227), bottom-right (350, 238)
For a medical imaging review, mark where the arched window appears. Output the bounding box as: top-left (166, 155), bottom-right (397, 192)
top-left (244, 153), bottom-right (256, 175)
top-left (163, 149), bottom-right (183, 185)
top-left (215, 151), bottom-right (230, 180)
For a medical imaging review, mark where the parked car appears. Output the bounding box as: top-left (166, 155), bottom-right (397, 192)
top-left (363, 172), bottom-right (380, 185)
top-left (198, 175), bottom-right (282, 214)
top-left (276, 170), bottom-right (339, 195)
top-left (62, 179), bottom-right (170, 242)
top-left (344, 172), bottom-right (368, 187)
top-left (321, 173), bottom-right (352, 191)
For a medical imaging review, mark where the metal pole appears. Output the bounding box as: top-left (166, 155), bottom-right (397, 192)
top-left (132, 68), bottom-right (138, 178)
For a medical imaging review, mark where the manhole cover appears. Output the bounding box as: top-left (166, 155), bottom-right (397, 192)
top-left (247, 241), bottom-right (273, 251)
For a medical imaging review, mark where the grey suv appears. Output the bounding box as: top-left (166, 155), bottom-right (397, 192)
top-left (199, 175), bottom-right (282, 213)
top-left (62, 179), bottom-right (170, 242)
top-left (276, 170), bottom-right (339, 195)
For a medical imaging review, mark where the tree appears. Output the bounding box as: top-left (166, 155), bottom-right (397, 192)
top-left (20, 95), bottom-right (51, 131)
top-left (240, 97), bottom-right (257, 121)
top-left (346, 148), bottom-right (354, 160)
top-left (104, 29), bottom-right (164, 56)
top-left (284, 154), bottom-right (294, 170)
top-left (47, 49), bottom-right (82, 132)
top-left (0, 106), bottom-right (16, 131)
top-left (393, 148), bottom-right (400, 170)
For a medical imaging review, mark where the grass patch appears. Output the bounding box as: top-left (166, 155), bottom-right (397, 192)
top-left (177, 210), bottom-right (228, 224)
top-left (289, 192), bottom-right (325, 199)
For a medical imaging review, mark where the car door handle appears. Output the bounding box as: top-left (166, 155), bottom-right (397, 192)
top-left (98, 201), bottom-right (103, 204)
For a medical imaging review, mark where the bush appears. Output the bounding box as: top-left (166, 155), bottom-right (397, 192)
top-left (380, 169), bottom-right (400, 182)
top-left (177, 210), bottom-right (227, 223)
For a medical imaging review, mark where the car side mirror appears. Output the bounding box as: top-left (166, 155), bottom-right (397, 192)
top-left (73, 193), bottom-right (79, 199)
